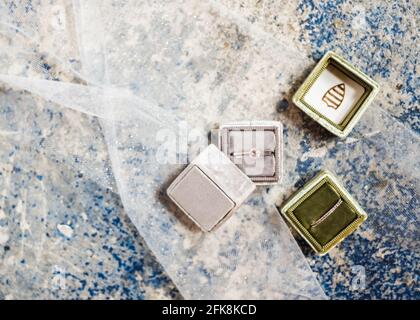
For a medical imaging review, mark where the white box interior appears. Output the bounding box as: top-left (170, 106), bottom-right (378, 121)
top-left (303, 64), bottom-right (366, 125)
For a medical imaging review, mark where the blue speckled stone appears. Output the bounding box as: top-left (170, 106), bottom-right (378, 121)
top-left (0, 0), bottom-right (418, 300)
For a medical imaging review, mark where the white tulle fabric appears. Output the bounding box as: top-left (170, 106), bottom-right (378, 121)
top-left (2, 0), bottom-right (416, 300)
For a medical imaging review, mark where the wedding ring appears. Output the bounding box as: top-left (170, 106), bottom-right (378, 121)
top-left (231, 149), bottom-right (273, 159)
top-left (310, 198), bottom-right (343, 228)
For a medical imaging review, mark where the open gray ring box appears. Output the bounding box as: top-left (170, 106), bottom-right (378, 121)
top-left (218, 121), bottom-right (283, 185)
top-left (167, 145), bottom-right (256, 232)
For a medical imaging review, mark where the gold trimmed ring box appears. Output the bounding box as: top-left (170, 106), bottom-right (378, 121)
top-left (279, 170), bottom-right (367, 255)
top-left (293, 51), bottom-right (379, 138)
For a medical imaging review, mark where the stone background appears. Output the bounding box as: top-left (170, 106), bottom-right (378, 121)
top-left (0, 0), bottom-right (418, 299)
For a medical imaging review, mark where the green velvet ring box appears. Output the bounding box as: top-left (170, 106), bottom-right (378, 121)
top-left (292, 51), bottom-right (379, 138)
top-left (279, 170), bottom-right (367, 255)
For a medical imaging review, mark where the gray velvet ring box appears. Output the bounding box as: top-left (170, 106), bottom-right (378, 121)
top-left (218, 121), bottom-right (283, 185)
top-left (167, 144), bottom-right (256, 232)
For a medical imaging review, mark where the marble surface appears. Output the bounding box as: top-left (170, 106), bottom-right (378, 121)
top-left (0, 0), bottom-right (418, 299)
